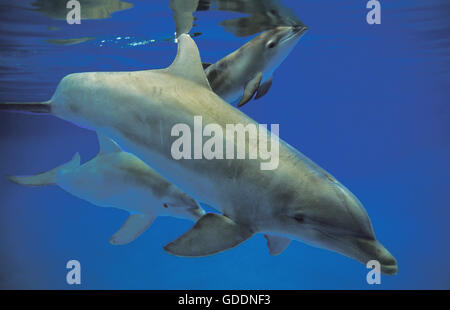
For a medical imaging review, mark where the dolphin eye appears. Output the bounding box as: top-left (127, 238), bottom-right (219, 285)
top-left (163, 203), bottom-right (168, 208)
top-left (267, 41), bottom-right (276, 49)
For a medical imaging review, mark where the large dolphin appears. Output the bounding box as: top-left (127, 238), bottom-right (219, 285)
top-left (0, 34), bottom-right (397, 274)
top-left (7, 133), bottom-right (205, 245)
top-left (204, 25), bottom-right (308, 107)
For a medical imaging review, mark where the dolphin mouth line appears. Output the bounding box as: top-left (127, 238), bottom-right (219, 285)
top-left (280, 26), bottom-right (308, 44)
top-left (310, 220), bottom-right (374, 240)
top-left (380, 264), bottom-right (398, 275)
top-left (313, 227), bottom-right (340, 242)
top-left (294, 26), bottom-right (309, 34)
top-left (313, 229), bottom-right (397, 274)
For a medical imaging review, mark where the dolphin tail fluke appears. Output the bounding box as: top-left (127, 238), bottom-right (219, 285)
top-left (0, 101), bottom-right (51, 114)
top-left (7, 153), bottom-right (81, 187)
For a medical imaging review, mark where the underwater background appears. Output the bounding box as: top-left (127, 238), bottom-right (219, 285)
top-left (0, 0), bottom-right (449, 289)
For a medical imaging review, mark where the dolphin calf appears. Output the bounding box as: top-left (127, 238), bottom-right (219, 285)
top-left (203, 25), bottom-right (308, 107)
top-left (7, 133), bottom-right (205, 245)
top-left (0, 34), bottom-right (397, 274)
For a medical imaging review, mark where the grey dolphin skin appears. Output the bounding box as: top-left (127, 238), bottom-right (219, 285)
top-left (204, 25), bottom-right (308, 107)
top-left (0, 34), bottom-right (397, 275)
top-left (8, 133), bottom-right (205, 245)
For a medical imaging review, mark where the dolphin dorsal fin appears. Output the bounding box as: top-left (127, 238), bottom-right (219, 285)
top-left (97, 133), bottom-right (122, 154)
top-left (166, 34), bottom-right (212, 90)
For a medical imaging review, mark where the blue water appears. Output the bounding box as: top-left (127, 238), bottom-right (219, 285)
top-left (0, 0), bottom-right (449, 289)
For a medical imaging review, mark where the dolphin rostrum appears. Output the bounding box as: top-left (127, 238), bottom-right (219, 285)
top-left (203, 25), bottom-right (308, 107)
top-left (7, 133), bottom-right (205, 245)
top-left (0, 34), bottom-right (397, 274)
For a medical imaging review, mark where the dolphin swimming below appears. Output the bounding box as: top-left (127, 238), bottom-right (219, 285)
top-left (7, 133), bottom-right (205, 245)
top-left (0, 34), bottom-right (397, 274)
top-left (203, 25), bottom-right (308, 107)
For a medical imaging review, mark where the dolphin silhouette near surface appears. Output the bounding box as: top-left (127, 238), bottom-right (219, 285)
top-left (197, 0), bottom-right (302, 37)
top-left (203, 25), bottom-right (308, 107)
top-left (8, 133), bottom-right (205, 245)
top-left (0, 34), bottom-right (397, 274)
top-left (170, 0), bottom-right (199, 36)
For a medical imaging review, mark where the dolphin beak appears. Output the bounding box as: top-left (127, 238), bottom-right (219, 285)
top-left (191, 207), bottom-right (206, 219)
top-left (315, 227), bottom-right (398, 275)
top-left (187, 201), bottom-right (206, 221)
top-left (354, 238), bottom-right (398, 275)
top-left (292, 24), bottom-right (308, 36)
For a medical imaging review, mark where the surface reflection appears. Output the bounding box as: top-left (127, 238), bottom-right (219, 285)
top-left (170, 0), bottom-right (199, 36)
top-left (31, 0), bottom-right (133, 20)
top-left (197, 0), bottom-right (303, 37)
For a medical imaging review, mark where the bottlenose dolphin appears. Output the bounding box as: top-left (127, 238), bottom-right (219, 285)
top-left (7, 133), bottom-right (205, 245)
top-left (0, 34), bottom-right (397, 274)
top-left (203, 25), bottom-right (308, 107)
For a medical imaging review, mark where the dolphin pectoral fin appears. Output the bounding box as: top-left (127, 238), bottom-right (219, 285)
top-left (163, 213), bottom-right (253, 257)
top-left (255, 76), bottom-right (273, 100)
top-left (109, 213), bottom-right (156, 245)
top-left (264, 234), bottom-right (291, 256)
top-left (237, 72), bottom-right (263, 107)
